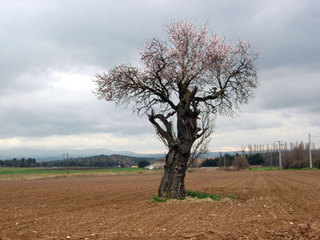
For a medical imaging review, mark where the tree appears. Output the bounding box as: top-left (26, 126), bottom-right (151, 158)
top-left (94, 21), bottom-right (258, 198)
top-left (138, 160), bottom-right (150, 168)
top-left (201, 159), bottom-right (218, 167)
top-left (20, 158), bottom-right (26, 167)
top-left (247, 153), bottom-right (264, 165)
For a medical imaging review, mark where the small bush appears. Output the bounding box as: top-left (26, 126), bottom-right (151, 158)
top-left (233, 156), bottom-right (250, 170)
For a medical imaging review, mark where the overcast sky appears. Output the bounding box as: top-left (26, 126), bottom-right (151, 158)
top-left (0, 0), bottom-right (319, 154)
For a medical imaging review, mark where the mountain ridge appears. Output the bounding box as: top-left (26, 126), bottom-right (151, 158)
top-left (0, 147), bottom-right (227, 161)
top-left (0, 148), bottom-right (165, 161)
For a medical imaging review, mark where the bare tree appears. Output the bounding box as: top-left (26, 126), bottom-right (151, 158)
top-left (94, 21), bottom-right (258, 198)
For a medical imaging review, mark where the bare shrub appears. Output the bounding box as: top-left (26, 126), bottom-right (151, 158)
top-left (233, 156), bottom-right (250, 170)
top-left (282, 143), bottom-right (308, 169)
top-left (313, 150), bottom-right (320, 168)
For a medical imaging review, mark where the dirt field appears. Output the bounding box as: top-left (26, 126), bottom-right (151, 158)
top-left (1, 169), bottom-right (320, 240)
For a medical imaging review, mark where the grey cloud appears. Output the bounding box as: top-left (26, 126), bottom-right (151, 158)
top-left (1, 0), bottom-right (319, 77)
top-left (0, 0), bottom-right (319, 149)
top-left (215, 109), bottom-right (284, 134)
top-left (0, 95), bottom-right (153, 138)
top-left (0, 1), bottom-right (166, 68)
top-left (257, 67), bottom-right (320, 112)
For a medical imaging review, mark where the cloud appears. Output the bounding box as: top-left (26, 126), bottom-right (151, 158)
top-left (257, 67), bottom-right (320, 112)
top-left (251, 1), bottom-right (320, 69)
top-left (0, 0), bottom-right (319, 153)
top-left (0, 67), bottom-right (155, 138)
top-left (0, 133), bottom-right (164, 153)
top-left (211, 107), bottom-right (320, 151)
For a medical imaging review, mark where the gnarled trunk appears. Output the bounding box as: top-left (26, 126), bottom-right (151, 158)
top-left (158, 99), bottom-right (199, 198)
top-left (158, 146), bottom-right (191, 198)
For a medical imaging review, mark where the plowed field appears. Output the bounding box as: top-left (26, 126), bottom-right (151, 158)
top-left (1, 169), bottom-right (320, 239)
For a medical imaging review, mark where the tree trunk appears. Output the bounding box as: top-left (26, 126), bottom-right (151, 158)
top-left (157, 101), bottom-right (198, 199)
top-left (158, 145), bottom-right (191, 199)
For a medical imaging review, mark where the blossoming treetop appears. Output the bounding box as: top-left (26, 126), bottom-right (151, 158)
top-left (94, 21), bottom-right (258, 198)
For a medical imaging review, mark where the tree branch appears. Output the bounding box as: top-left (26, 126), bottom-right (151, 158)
top-left (148, 110), bottom-right (176, 146)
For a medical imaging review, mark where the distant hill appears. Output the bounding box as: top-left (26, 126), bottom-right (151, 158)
top-left (0, 147), bottom-right (239, 161)
top-left (0, 148), bottom-right (142, 161)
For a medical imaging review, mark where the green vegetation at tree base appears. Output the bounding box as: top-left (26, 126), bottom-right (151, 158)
top-left (152, 196), bottom-right (170, 203)
top-left (152, 190), bottom-right (235, 203)
top-left (186, 190), bottom-right (224, 201)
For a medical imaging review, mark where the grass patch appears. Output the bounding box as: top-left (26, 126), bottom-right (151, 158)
top-left (251, 167), bottom-right (280, 171)
top-left (152, 190), bottom-right (235, 203)
top-left (152, 196), bottom-right (169, 203)
top-left (186, 190), bottom-right (224, 201)
top-left (227, 194), bottom-right (235, 199)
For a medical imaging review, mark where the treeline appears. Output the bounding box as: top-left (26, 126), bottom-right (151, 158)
top-left (0, 154), bottom-right (155, 168)
top-left (201, 143), bottom-right (320, 169)
top-left (201, 153), bottom-right (264, 168)
top-left (0, 158), bottom-right (37, 167)
top-left (247, 141), bottom-right (318, 154)
top-left (264, 143), bottom-right (320, 169)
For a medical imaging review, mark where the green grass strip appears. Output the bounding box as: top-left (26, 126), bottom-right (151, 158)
top-left (152, 190), bottom-right (235, 203)
top-left (0, 167), bottom-right (151, 176)
top-left (251, 167), bottom-right (280, 171)
top-left (152, 196), bottom-right (169, 203)
top-left (186, 190), bottom-right (224, 201)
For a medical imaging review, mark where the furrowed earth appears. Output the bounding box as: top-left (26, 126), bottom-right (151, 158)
top-left (1, 169), bottom-right (320, 239)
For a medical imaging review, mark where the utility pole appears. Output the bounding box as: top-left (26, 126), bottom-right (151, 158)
top-left (220, 152), bottom-right (226, 169)
top-left (275, 140), bottom-right (282, 169)
top-left (267, 144), bottom-right (273, 167)
top-left (242, 147), bottom-right (246, 159)
top-left (309, 133), bottom-right (312, 168)
top-left (67, 152), bottom-right (69, 175)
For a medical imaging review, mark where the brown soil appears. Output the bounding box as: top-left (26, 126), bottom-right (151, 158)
top-left (1, 169), bottom-right (320, 239)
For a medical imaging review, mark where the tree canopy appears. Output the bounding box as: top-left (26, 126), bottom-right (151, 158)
top-left (95, 21), bottom-right (258, 198)
top-left (95, 22), bottom-right (257, 149)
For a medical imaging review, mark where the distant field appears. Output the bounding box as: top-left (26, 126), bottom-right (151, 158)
top-left (0, 167), bottom-right (157, 179)
top-left (251, 166), bottom-right (319, 171)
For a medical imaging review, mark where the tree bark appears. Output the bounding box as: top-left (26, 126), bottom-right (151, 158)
top-left (158, 145), bottom-right (190, 198)
top-left (158, 101), bottom-right (198, 199)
